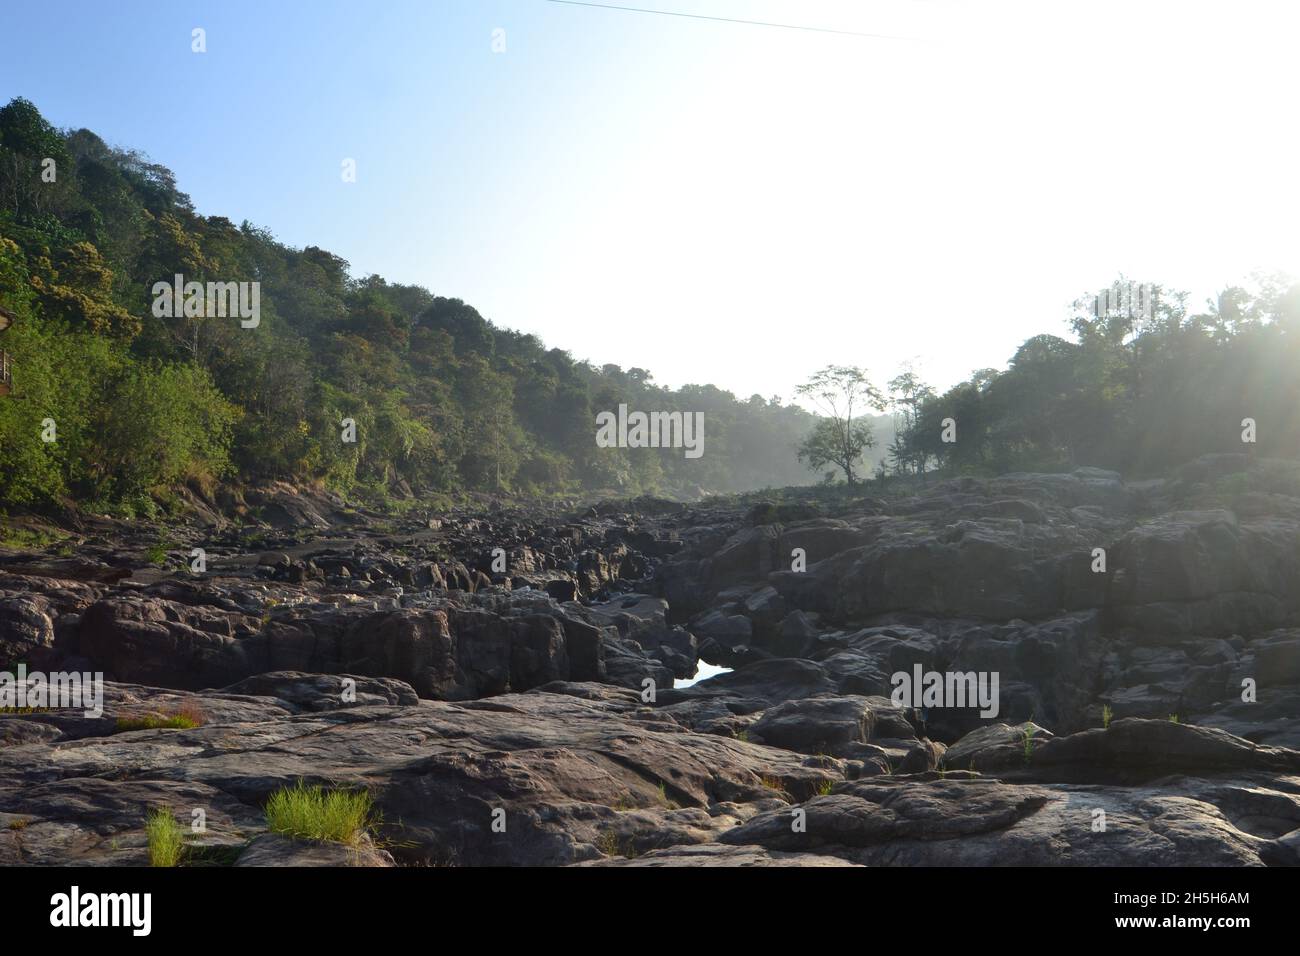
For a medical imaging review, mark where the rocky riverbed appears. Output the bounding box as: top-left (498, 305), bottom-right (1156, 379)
top-left (3, 454), bottom-right (1300, 866)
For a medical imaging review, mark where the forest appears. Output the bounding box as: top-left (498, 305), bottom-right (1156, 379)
top-left (2, 95), bottom-right (1297, 517)
top-left (0, 97), bottom-right (823, 513)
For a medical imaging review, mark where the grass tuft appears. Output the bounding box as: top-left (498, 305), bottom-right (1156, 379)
top-left (116, 701), bottom-right (206, 733)
top-left (145, 808), bottom-right (186, 867)
top-left (595, 829), bottom-right (639, 859)
top-left (264, 780), bottom-right (375, 845)
top-left (1101, 704), bottom-right (1113, 729)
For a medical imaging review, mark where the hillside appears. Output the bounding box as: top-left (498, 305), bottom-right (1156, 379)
top-left (0, 97), bottom-right (833, 513)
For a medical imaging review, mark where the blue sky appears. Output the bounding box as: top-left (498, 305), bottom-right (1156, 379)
top-left (4, 1), bottom-right (1299, 401)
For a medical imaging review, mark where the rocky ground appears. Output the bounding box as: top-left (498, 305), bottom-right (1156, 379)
top-left (3, 453), bottom-right (1300, 866)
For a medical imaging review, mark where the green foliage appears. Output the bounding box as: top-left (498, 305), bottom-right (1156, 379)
top-left (1102, 704), bottom-right (1113, 729)
top-left (894, 274), bottom-right (1300, 480)
top-left (264, 781), bottom-right (375, 845)
top-left (0, 524), bottom-right (66, 550)
top-left (145, 808), bottom-right (186, 867)
top-left (0, 98), bottom-right (823, 506)
top-left (10, 97), bottom-right (1295, 508)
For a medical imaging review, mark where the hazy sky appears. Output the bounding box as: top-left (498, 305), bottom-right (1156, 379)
top-left (4, 0), bottom-right (1299, 402)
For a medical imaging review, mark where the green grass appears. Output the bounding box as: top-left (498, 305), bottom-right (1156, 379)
top-left (1021, 727), bottom-right (1035, 763)
top-left (1101, 704), bottom-right (1113, 729)
top-left (145, 808), bottom-right (186, 867)
top-left (144, 538), bottom-right (174, 566)
top-left (0, 524), bottom-right (66, 551)
top-left (1168, 713), bottom-right (1180, 724)
top-left (115, 703), bottom-right (205, 733)
top-left (815, 779), bottom-right (835, 796)
top-left (264, 781), bottom-right (375, 845)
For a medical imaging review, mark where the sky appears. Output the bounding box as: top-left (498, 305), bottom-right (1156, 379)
top-left (3, 0), bottom-right (1299, 403)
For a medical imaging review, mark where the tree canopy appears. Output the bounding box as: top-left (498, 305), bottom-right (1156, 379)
top-left (0, 98), bottom-right (822, 512)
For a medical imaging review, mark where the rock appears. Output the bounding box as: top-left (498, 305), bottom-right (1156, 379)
top-left (748, 696), bottom-right (916, 756)
top-left (580, 842), bottom-right (858, 866)
top-left (720, 777), bottom-right (1265, 866)
top-left (234, 833), bottom-right (394, 867)
top-left (0, 681), bottom-right (840, 867)
top-left (7, 460), bottom-right (1300, 866)
top-left (218, 672), bottom-right (420, 710)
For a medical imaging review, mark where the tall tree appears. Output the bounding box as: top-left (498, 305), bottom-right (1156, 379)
top-left (795, 365), bottom-right (885, 485)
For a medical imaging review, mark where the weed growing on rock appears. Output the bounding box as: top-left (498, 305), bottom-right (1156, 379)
top-left (1102, 704), bottom-right (1113, 729)
top-left (265, 780), bottom-right (375, 845)
top-left (146, 808), bottom-right (185, 867)
top-left (116, 701), bottom-right (206, 732)
top-left (595, 830), bottom-right (638, 859)
top-left (144, 538), bottom-right (174, 566)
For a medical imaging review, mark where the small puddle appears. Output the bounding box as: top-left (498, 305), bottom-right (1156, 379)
top-left (673, 660), bottom-right (733, 689)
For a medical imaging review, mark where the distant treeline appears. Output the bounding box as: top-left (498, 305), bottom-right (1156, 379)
top-left (0, 98), bottom-right (823, 513)
top-left (888, 277), bottom-right (1300, 480)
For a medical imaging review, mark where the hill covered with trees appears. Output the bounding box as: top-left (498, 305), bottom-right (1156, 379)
top-left (0, 97), bottom-right (823, 514)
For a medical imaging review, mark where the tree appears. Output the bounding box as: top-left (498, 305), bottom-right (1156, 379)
top-left (795, 365), bottom-right (885, 485)
top-left (886, 363), bottom-right (934, 477)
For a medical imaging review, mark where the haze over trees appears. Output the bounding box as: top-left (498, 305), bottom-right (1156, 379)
top-left (795, 365), bottom-right (887, 485)
top-left (890, 279), bottom-right (1300, 479)
top-left (0, 98), bottom-right (820, 512)
top-left (2, 96), bottom-right (1296, 515)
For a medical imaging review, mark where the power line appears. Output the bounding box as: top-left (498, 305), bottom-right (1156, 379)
top-left (542, 0), bottom-right (912, 41)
